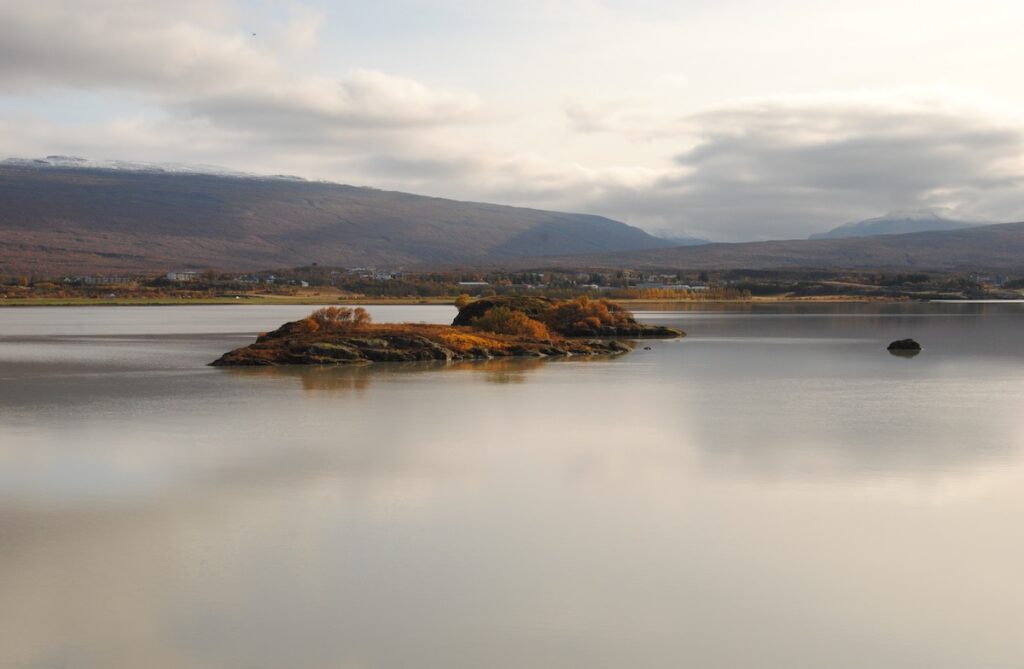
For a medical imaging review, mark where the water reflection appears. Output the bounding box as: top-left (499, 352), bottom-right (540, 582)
top-left (636, 300), bottom-right (1024, 316)
top-left (888, 348), bottom-right (922, 358)
top-left (3, 304), bottom-right (1024, 668)
top-left (220, 357), bottom-right (553, 393)
top-left (636, 300), bottom-right (1024, 363)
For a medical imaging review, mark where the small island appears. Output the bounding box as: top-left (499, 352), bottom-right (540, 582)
top-left (210, 296), bottom-right (683, 366)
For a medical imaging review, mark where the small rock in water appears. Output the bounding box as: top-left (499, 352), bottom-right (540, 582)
top-left (887, 338), bottom-right (922, 352)
top-left (643, 346), bottom-right (652, 350)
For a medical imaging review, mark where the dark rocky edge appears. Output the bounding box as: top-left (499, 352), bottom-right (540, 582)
top-left (211, 297), bottom-right (682, 367)
top-left (211, 322), bottom-right (635, 366)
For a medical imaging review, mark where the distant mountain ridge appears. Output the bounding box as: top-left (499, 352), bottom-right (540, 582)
top-left (0, 161), bottom-right (672, 275)
top-left (515, 222), bottom-right (1024, 272)
top-left (652, 232), bottom-right (711, 247)
top-left (809, 209), bottom-right (985, 239)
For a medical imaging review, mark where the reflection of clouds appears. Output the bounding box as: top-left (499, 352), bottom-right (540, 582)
top-left (5, 370), bottom-right (1023, 669)
top-left (0, 354), bottom-right (666, 668)
top-left (4, 305), bottom-right (1024, 668)
top-left (0, 355), bottom-right (600, 508)
top-left (663, 347), bottom-right (1024, 483)
top-left (0, 505), bottom-right (217, 669)
top-left (641, 302), bottom-right (1024, 364)
top-left (473, 359), bottom-right (544, 384)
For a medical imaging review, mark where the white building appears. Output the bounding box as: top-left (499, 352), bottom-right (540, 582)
top-left (165, 271), bottom-right (199, 282)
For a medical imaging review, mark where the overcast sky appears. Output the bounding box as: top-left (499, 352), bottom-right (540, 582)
top-left (2, 0), bottom-right (1023, 240)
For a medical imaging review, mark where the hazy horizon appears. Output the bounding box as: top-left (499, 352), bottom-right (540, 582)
top-left (2, 0), bottom-right (1024, 241)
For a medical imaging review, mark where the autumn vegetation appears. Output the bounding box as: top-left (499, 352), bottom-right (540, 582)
top-left (470, 306), bottom-right (552, 339)
top-left (542, 296), bottom-right (634, 333)
top-left (301, 306), bottom-right (372, 332)
top-left (465, 296), bottom-right (635, 338)
top-left (617, 286), bottom-right (753, 300)
top-left (436, 331), bottom-right (512, 354)
top-left (455, 295), bottom-right (676, 338)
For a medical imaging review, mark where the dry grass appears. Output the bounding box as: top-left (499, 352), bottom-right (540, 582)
top-left (437, 332), bottom-right (511, 353)
top-left (292, 320), bottom-right (522, 353)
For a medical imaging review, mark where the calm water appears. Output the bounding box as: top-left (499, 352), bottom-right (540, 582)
top-left (2, 303), bottom-right (1024, 669)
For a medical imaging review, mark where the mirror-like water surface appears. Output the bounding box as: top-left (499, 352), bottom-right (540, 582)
top-left (1, 303), bottom-right (1023, 669)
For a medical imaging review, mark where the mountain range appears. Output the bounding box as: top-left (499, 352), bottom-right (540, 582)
top-left (0, 160), bottom-right (671, 275)
top-left (809, 209), bottom-right (984, 239)
top-left (521, 222), bottom-right (1024, 272)
top-left (2, 159), bottom-right (1022, 276)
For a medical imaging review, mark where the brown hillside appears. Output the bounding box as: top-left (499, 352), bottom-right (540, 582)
top-left (0, 164), bottom-right (670, 275)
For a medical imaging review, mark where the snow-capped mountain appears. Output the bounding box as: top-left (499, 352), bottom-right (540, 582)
top-left (0, 155), bottom-right (305, 181)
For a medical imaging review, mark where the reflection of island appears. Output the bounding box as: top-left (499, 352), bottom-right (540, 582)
top-left (211, 297), bottom-right (682, 367)
top-left (222, 357), bottom-right (553, 392)
top-left (469, 358), bottom-right (546, 384)
top-left (888, 348), bottom-right (921, 359)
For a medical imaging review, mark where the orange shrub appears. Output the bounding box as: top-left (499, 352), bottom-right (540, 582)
top-left (542, 296), bottom-right (633, 333)
top-left (306, 306), bottom-right (372, 331)
top-left (471, 306), bottom-right (551, 339)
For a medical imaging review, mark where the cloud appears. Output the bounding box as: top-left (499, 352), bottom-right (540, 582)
top-left (0, 0), bottom-right (255, 90)
top-left (564, 98), bottom-right (674, 138)
top-left (564, 89), bottom-right (1024, 240)
top-left (177, 69), bottom-right (483, 143)
top-left (0, 0), bottom-right (483, 135)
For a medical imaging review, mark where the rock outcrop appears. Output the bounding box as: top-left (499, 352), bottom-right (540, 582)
top-left (887, 338), bottom-right (922, 351)
top-left (211, 323), bottom-right (637, 366)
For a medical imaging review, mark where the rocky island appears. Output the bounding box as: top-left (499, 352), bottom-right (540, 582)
top-left (211, 296), bottom-right (683, 366)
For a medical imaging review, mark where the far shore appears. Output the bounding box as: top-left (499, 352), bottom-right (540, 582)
top-left (0, 294), bottom-right (948, 308)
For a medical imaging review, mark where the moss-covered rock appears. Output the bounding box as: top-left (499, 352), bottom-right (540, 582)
top-left (453, 295), bottom-right (684, 338)
top-left (451, 296), bottom-right (554, 326)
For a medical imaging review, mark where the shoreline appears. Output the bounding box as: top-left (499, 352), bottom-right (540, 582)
top-left (0, 295), bottom-right (956, 308)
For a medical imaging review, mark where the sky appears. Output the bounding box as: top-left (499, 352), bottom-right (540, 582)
top-left (2, 0), bottom-right (1023, 241)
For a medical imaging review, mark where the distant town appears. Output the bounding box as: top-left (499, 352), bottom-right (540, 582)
top-left (1, 264), bottom-right (1021, 305)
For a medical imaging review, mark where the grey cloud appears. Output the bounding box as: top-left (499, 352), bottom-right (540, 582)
top-left (573, 97), bottom-right (1024, 241)
top-left (333, 96), bottom-right (1024, 243)
top-left (353, 155), bottom-right (476, 182)
top-left (176, 73), bottom-right (482, 143)
top-left (0, 1), bottom-right (482, 134)
top-left (0, 1), bottom-right (254, 90)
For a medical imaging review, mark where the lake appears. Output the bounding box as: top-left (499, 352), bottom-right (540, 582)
top-left (1, 303), bottom-right (1023, 669)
